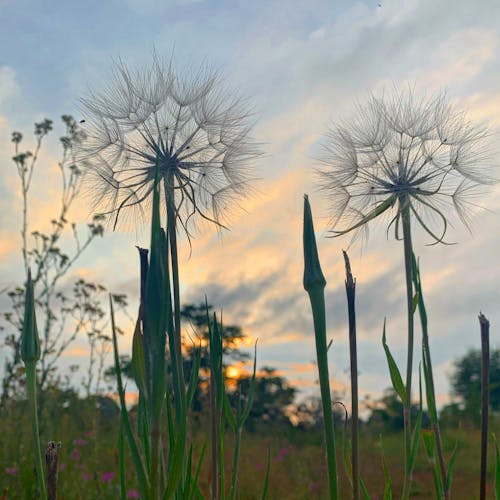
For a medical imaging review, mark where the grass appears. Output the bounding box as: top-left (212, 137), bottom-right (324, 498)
top-left (1, 405), bottom-right (499, 499)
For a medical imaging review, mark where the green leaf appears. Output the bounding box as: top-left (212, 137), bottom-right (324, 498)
top-left (240, 341), bottom-right (258, 424)
top-left (412, 292), bottom-right (419, 313)
top-left (422, 349), bottom-right (438, 424)
top-left (110, 296), bottom-right (150, 499)
top-left (360, 478), bottom-right (371, 500)
top-left (187, 343), bottom-right (202, 409)
top-left (381, 319), bottom-right (406, 403)
top-left (408, 368), bottom-right (422, 475)
top-left (131, 318), bottom-right (147, 396)
top-left (162, 414), bottom-right (187, 499)
top-left (118, 420), bottom-right (126, 500)
top-left (188, 443), bottom-right (207, 500)
top-left (445, 441), bottom-right (459, 494)
top-left (261, 447), bottom-right (271, 500)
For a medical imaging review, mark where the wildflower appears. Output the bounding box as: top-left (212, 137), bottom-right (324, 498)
top-left (317, 88), bottom-right (497, 496)
top-left (70, 448), bottom-right (81, 461)
top-left (101, 471), bottom-right (115, 483)
top-left (127, 489), bottom-right (140, 498)
top-left (5, 467), bottom-right (18, 477)
top-left (73, 438), bottom-right (87, 446)
top-left (78, 54), bottom-right (261, 234)
top-left (317, 89), bottom-right (495, 244)
top-left (59, 462), bottom-right (66, 471)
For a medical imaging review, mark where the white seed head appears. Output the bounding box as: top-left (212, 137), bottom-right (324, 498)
top-left (77, 54), bottom-right (261, 235)
top-left (317, 88), bottom-right (497, 244)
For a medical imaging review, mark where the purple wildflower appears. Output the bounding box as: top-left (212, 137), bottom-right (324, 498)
top-left (101, 471), bottom-right (115, 483)
top-left (5, 467), bottom-right (18, 477)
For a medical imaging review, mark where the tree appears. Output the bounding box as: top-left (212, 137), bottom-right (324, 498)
top-left (449, 348), bottom-right (500, 425)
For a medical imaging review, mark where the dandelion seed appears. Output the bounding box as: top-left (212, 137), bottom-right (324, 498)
top-left (77, 54), bottom-right (261, 236)
top-left (317, 88), bottom-right (496, 245)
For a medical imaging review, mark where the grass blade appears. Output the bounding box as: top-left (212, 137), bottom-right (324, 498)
top-left (261, 447), bottom-right (271, 500)
top-left (381, 319), bottom-right (406, 403)
top-left (110, 295), bottom-right (150, 499)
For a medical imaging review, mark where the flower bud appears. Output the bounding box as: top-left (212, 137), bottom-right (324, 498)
top-left (303, 195), bottom-right (326, 292)
top-left (21, 270), bottom-right (41, 363)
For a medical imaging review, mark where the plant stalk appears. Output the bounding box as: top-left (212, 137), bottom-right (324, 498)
top-left (343, 251), bottom-right (359, 500)
top-left (303, 195), bottom-right (338, 500)
top-left (164, 176), bottom-right (186, 420)
top-left (26, 361), bottom-right (47, 500)
top-left (479, 313), bottom-right (490, 500)
top-left (229, 427), bottom-right (242, 500)
top-left (400, 196), bottom-right (414, 500)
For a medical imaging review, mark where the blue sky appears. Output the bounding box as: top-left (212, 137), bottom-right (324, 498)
top-left (1, 0), bottom-right (500, 410)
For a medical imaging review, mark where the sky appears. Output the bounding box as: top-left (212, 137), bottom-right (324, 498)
top-left (1, 0), bottom-right (500, 412)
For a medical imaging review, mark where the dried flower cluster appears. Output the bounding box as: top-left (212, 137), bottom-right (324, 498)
top-left (318, 90), bottom-right (496, 243)
top-left (78, 56), bottom-right (261, 234)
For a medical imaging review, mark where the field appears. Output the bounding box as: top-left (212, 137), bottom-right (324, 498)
top-left (1, 398), bottom-right (498, 499)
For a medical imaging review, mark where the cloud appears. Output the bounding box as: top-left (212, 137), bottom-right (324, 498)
top-left (0, 66), bottom-right (19, 107)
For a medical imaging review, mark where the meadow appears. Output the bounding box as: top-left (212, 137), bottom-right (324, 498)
top-left (1, 57), bottom-right (499, 500)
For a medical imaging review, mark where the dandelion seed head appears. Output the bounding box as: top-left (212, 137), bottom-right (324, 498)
top-left (77, 54), bottom-right (261, 235)
top-left (317, 88), bottom-right (497, 245)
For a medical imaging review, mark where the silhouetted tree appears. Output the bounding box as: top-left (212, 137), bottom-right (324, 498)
top-left (449, 348), bottom-right (500, 426)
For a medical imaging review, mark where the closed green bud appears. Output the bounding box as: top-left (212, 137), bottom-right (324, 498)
top-left (303, 195), bottom-right (326, 292)
top-left (21, 270), bottom-right (41, 363)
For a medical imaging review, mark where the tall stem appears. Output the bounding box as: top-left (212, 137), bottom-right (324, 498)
top-left (343, 251), bottom-right (359, 500)
top-left (164, 176), bottom-right (186, 420)
top-left (400, 195), bottom-right (414, 500)
top-left (479, 313), bottom-right (490, 500)
top-left (26, 362), bottom-right (47, 500)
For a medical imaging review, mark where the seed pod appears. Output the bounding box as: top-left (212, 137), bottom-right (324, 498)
top-left (303, 195), bottom-right (326, 292)
top-left (21, 270), bottom-right (41, 363)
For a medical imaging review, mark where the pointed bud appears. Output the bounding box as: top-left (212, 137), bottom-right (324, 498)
top-left (21, 270), bottom-right (41, 363)
top-left (303, 195), bottom-right (326, 292)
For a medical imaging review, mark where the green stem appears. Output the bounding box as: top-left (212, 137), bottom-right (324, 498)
top-left (400, 196), bottom-right (414, 500)
top-left (343, 251), bottom-right (359, 500)
top-left (26, 361), bottom-right (47, 500)
top-left (229, 428), bottom-right (242, 500)
top-left (308, 286), bottom-right (339, 500)
top-left (164, 176), bottom-right (186, 420)
top-left (413, 255), bottom-right (448, 498)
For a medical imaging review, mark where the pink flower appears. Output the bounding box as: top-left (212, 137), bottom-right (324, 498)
top-left (254, 462), bottom-right (264, 470)
top-left (127, 490), bottom-right (140, 498)
top-left (59, 463), bottom-right (66, 471)
top-left (5, 467), bottom-right (18, 477)
top-left (101, 471), bottom-right (115, 483)
top-left (70, 448), bottom-right (81, 461)
top-left (73, 438), bottom-right (87, 446)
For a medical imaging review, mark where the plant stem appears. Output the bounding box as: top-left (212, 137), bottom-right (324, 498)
top-left (309, 287), bottom-right (339, 500)
top-left (229, 428), bottom-right (242, 500)
top-left (400, 196), bottom-right (414, 500)
top-left (209, 364), bottom-right (219, 500)
top-left (413, 255), bottom-right (447, 498)
top-left (26, 361), bottom-right (47, 500)
top-left (479, 313), bottom-right (490, 500)
top-left (164, 176), bottom-right (186, 420)
top-left (343, 251), bottom-right (359, 500)
top-left (303, 195), bottom-right (338, 500)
